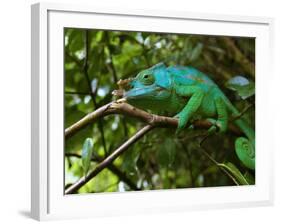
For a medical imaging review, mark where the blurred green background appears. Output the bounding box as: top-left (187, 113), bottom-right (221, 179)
top-left (64, 28), bottom-right (255, 194)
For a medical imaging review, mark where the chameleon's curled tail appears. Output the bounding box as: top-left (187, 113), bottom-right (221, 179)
top-left (233, 118), bottom-right (255, 170)
top-left (224, 97), bottom-right (255, 170)
top-left (235, 137), bottom-right (255, 170)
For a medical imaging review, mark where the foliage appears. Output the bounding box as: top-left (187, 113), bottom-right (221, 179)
top-left (81, 138), bottom-right (94, 177)
top-left (226, 75), bottom-right (255, 99)
top-left (64, 28), bottom-right (255, 193)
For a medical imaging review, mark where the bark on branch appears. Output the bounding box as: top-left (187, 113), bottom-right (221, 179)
top-left (65, 100), bottom-right (241, 139)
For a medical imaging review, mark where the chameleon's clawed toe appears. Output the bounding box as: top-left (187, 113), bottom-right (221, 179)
top-left (207, 125), bottom-right (217, 134)
top-left (206, 118), bottom-right (224, 134)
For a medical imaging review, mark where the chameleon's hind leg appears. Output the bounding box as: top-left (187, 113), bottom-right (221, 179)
top-left (207, 97), bottom-right (228, 134)
top-left (235, 137), bottom-right (255, 170)
top-left (212, 97), bottom-right (255, 170)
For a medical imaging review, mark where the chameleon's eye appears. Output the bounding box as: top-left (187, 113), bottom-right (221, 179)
top-left (141, 73), bottom-right (155, 85)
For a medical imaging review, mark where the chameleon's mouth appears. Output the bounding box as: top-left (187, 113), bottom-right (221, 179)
top-left (124, 86), bottom-right (163, 100)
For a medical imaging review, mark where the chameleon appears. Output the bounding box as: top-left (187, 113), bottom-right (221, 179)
top-left (121, 62), bottom-right (255, 170)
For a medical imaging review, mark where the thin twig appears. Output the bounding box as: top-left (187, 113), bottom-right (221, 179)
top-left (65, 152), bottom-right (139, 190)
top-left (83, 30), bottom-right (108, 155)
top-left (65, 125), bottom-right (154, 194)
top-left (104, 33), bottom-right (129, 138)
top-left (65, 91), bottom-right (90, 95)
top-left (200, 147), bottom-right (239, 185)
top-left (230, 103), bottom-right (254, 122)
top-left (198, 136), bottom-right (239, 185)
top-left (105, 32), bottom-right (118, 84)
top-left (65, 51), bottom-right (83, 70)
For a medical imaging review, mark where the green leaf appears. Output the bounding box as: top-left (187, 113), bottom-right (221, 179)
top-left (68, 29), bottom-right (84, 53)
top-left (218, 162), bottom-right (249, 185)
top-left (81, 138), bottom-right (94, 176)
top-left (225, 76), bottom-right (255, 99)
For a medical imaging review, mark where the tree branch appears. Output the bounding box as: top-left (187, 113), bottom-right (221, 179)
top-left (65, 100), bottom-right (241, 139)
top-left (65, 125), bottom-right (153, 194)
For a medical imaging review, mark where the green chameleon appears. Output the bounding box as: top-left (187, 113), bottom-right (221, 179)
top-left (123, 63), bottom-right (255, 170)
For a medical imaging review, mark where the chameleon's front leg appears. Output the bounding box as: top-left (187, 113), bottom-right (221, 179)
top-left (174, 86), bottom-right (204, 132)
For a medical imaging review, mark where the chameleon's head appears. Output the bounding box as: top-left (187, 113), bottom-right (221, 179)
top-left (124, 63), bottom-right (172, 110)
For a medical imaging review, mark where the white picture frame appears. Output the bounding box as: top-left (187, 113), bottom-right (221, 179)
top-left (31, 2), bottom-right (274, 221)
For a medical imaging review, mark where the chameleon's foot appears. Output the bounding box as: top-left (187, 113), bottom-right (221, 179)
top-left (175, 124), bottom-right (194, 135)
top-left (206, 118), bottom-right (226, 134)
top-left (174, 112), bottom-right (189, 134)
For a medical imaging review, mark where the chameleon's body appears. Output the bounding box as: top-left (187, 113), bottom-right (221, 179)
top-left (124, 63), bottom-right (255, 170)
